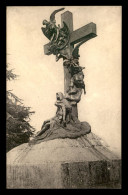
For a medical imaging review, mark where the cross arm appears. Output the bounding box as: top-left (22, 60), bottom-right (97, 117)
top-left (43, 22), bottom-right (97, 55)
top-left (70, 22), bottom-right (97, 45)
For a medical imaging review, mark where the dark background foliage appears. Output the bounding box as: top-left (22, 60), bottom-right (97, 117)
top-left (6, 65), bottom-right (35, 152)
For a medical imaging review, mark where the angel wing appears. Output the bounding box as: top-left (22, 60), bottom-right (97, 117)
top-left (50, 8), bottom-right (65, 22)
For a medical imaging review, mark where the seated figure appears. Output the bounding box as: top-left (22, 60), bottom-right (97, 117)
top-left (35, 92), bottom-right (72, 137)
top-left (55, 92), bottom-right (72, 126)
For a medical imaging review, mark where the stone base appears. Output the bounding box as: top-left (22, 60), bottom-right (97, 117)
top-left (7, 133), bottom-right (121, 189)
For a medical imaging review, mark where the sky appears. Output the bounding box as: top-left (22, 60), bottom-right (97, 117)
top-left (7, 6), bottom-right (121, 155)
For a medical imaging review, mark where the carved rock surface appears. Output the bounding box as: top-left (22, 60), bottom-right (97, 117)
top-left (7, 132), bottom-right (121, 189)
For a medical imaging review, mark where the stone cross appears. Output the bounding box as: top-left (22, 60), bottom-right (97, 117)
top-left (43, 10), bottom-right (97, 118)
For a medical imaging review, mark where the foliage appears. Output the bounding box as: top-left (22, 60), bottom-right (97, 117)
top-left (6, 65), bottom-right (35, 152)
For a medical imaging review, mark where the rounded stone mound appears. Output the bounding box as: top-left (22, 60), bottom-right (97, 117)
top-left (7, 132), bottom-right (121, 189)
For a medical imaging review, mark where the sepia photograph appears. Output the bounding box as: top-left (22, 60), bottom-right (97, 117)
top-left (6, 6), bottom-right (121, 189)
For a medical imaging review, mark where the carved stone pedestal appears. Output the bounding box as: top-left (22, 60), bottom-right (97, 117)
top-left (7, 132), bottom-right (121, 189)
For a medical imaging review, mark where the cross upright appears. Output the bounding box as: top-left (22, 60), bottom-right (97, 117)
top-left (43, 10), bottom-right (97, 118)
top-left (61, 11), bottom-right (97, 57)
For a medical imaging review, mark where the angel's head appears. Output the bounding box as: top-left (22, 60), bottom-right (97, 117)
top-left (42, 20), bottom-right (49, 26)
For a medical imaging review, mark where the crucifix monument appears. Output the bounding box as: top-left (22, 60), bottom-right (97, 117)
top-left (7, 8), bottom-right (121, 189)
top-left (29, 8), bottom-right (97, 143)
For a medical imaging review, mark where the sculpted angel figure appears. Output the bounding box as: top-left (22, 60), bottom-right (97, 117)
top-left (41, 8), bottom-right (70, 60)
top-left (41, 8), bottom-right (65, 44)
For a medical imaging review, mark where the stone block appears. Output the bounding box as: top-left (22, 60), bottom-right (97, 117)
top-left (7, 135), bottom-right (121, 189)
